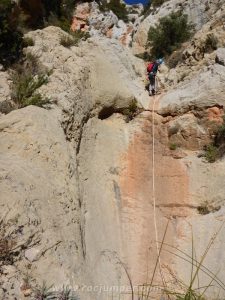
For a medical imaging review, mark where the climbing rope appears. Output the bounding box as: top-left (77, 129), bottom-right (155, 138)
top-left (151, 89), bottom-right (166, 289)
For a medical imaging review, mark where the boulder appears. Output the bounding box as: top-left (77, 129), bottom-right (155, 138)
top-left (158, 64), bottom-right (225, 116)
top-left (216, 48), bottom-right (225, 66)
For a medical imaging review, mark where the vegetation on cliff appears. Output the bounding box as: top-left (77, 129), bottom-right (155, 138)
top-left (99, 0), bottom-right (129, 22)
top-left (0, 0), bottom-right (23, 67)
top-left (147, 11), bottom-right (193, 58)
top-left (203, 117), bottom-right (225, 162)
top-left (10, 53), bottom-right (51, 108)
top-left (0, 0), bottom-right (90, 67)
top-left (151, 0), bottom-right (168, 7)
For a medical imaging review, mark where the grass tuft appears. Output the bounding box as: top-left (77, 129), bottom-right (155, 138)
top-left (203, 116), bottom-right (225, 162)
top-left (203, 144), bottom-right (218, 163)
top-left (60, 31), bottom-right (90, 48)
top-left (204, 34), bottom-right (218, 53)
top-left (33, 282), bottom-right (54, 300)
top-left (169, 143), bottom-right (177, 150)
top-left (120, 99), bottom-right (140, 122)
top-left (23, 36), bottom-right (35, 48)
top-left (10, 53), bottom-right (51, 109)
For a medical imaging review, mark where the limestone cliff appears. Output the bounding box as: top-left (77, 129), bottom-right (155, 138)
top-left (1, 1), bottom-right (225, 300)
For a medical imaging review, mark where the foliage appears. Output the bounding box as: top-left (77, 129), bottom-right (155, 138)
top-left (203, 144), bottom-right (218, 163)
top-left (19, 0), bottom-right (68, 28)
top-left (98, 99), bottom-right (140, 122)
top-left (167, 47), bottom-right (184, 68)
top-left (204, 33), bottom-right (218, 53)
top-left (0, 0), bottom-right (23, 67)
top-left (57, 285), bottom-right (79, 300)
top-left (19, 0), bottom-right (77, 30)
top-left (19, 0), bottom-right (45, 28)
top-left (147, 11), bottom-right (193, 58)
top-left (197, 203), bottom-right (211, 215)
top-left (60, 35), bottom-right (76, 47)
top-left (60, 30), bottom-right (90, 47)
top-left (45, 0), bottom-right (78, 32)
top-left (23, 36), bottom-right (35, 47)
top-left (141, 0), bottom-right (168, 18)
top-left (0, 0), bottom-right (89, 62)
top-left (197, 201), bottom-right (220, 215)
top-left (203, 117), bottom-right (225, 163)
top-left (47, 13), bottom-right (71, 32)
top-left (100, 0), bottom-right (128, 22)
top-left (169, 143), bottom-right (177, 150)
top-left (135, 52), bottom-right (151, 61)
top-left (215, 121), bottom-right (225, 145)
top-left (120, 99), bottom-right (140, 122)
top-left (151, 0), bottom-right (168, 7)
top-left (33, 283), bottom-right (79, 300)
top-left (33, 282), bottom-right (55, 300)
top-left (137, 221), bottom-right (225, 300)
top-left (10, 53), bottom-right (50, 108)
top-left (141, 1), bottom-right (152, 18)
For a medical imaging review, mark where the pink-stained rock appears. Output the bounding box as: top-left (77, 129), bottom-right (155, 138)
top-left (207, 106), bottom-right (224, 124)
top-left (71, 3), bottom-right (91, 31)
top-left (119, 109), bottom-right (190, 287)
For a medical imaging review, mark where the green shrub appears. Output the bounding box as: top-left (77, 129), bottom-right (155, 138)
top-left (197, 203), bottom-right (211, 215)
top-left (197, 201), bottom-right (220, 215)
top-left (147, 11), bottom-right (193, 58)
top-left (20, 0), bottom-right (76, 30)
top-left (60, 35), bottom-right (77, 47)
top-left (71, 30), bottom-right (90, 43)
top-left (141, 1), bottom-right (152, 18)
top-left (169, 143), bottom-right (177, 150)
top-left (203, 144), bottom-right (218, 163)
top-left (100, 0), bottom-right (128, 22)
top-left (60, 30), bottom-right (90, 47)
top-left (203, 117), bottom-right (225, 162)
top-left (0, 0), bottom-right (23, 67)
top-left (33, 283), bottom-right (79, 300)
top-left (215, 122), bottom-right (225, 144)
top-left (23, 36), bottom-right (35, 47)
top-left (33, 282), bottom-right (55, 300)
top-left (204, 33), bottom-right (218, 53)
top-left (135, 52), bottom-right (151, 61)
top-left (120, 99), bottom-right (140, 122)
top-left (151, 0), bottom-right (168, 7)
top-left (167, 47), bottom-right (184, 68)
top-left (11, 53), bottom-right (50, 108)
top-left (47, 12), bottom-right (71, 32)
top-left (57, 285), bottom-right (79, 300)
top-left (141, 0), bottom-right (168, 17)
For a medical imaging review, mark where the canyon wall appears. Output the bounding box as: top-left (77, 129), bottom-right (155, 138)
top-left (1, 1), bottom-right (225, 299)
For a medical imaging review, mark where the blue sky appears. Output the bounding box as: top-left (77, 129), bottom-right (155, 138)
top-left (125, 0), bottom-right (150, 5)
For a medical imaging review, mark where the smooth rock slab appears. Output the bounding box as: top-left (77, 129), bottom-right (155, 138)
top-left (158, 64), bottom-right (225, 116)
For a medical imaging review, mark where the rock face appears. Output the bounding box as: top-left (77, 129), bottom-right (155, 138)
top-left (0, 106), bottom-right (83, 298)
top-left (159, 63), bottom-right (225, 116)
top-left (0, 71), bottom-right (14, 114)
top-left (71, 2), bottom-right (141, 46)
top-left (0, 26), bottom-right (150, 299)
top-left (132, 0), bottom-right (225, 54)
top-left (1, 2), bottom-right (225, 300)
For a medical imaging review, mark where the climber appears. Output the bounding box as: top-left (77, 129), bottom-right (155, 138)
top-left (147, 58), bottom-right (164, 96)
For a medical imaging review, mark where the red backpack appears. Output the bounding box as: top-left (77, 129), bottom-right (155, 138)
top-left (147, 62), bottom-right (155, 73)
